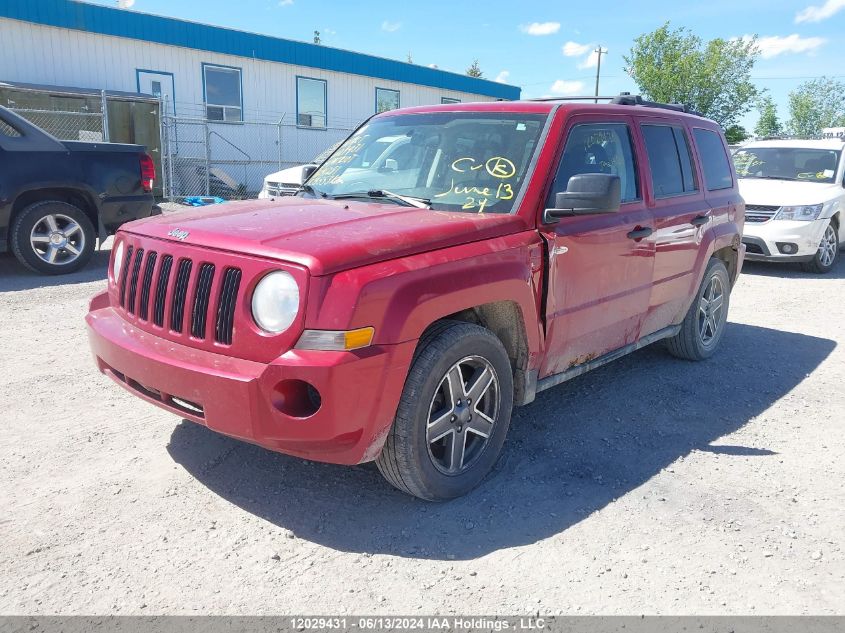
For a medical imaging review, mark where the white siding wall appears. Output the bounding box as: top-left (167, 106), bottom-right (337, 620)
top-left (0, 19), bottom-right (496, 128)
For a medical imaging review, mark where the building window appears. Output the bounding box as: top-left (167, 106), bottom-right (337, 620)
top-left (297, 77), bottom-right (327, 128)
top-left (376, 88), bottom-right (400, 113)
top-left (203, 64), bottom-right (242, 122)
top-left (441, 97), bottom-right (461, 104)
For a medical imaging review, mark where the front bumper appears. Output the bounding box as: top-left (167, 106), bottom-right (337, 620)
top-left (741, 218), bottom-right (828, 263)
top-left (86, 293), bottom-right (415, 465)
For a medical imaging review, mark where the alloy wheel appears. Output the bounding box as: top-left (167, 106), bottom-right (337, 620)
top-left (697, 274), bottom-right (726, 346)
top-left (29, 213), bottom-right (86, 266)
top-left (817, 225), bottom-right (838, 268)
top-left (426, 355), bottom-right (500, 475)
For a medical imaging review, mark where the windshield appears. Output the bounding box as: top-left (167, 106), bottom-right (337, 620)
top-left (306, 112), bottom-right (548, 213)
top-left (733, 147), bottom-right (841, 183)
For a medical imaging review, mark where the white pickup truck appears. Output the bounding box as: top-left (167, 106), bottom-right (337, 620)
top-left (734, 135), bottom-right (845, 273)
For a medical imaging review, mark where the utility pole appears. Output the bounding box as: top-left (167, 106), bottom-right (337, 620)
top-left (594, 46), bottom-right (608, 103)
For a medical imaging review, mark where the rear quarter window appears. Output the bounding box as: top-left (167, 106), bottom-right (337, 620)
top-left (641, 124), bottom-right (698, 197)
top-left (693, 128), bottom-right (733, 190)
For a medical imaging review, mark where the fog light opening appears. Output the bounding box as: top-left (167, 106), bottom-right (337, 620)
top-left (777, 242), bottom-right (799, 255)
top-left (271, 379), bottom-right (321, 418)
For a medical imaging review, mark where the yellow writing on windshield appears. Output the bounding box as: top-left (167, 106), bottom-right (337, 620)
top-left (450, 156), bottom-right (516, 179)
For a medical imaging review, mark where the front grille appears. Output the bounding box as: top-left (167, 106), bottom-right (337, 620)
top-left (267, 181), bottom-right (299, 197)
top-left (745, 204), bottom-right (779, 223)
top-left (170, 259), bottom-right (193, 333)
top-left (190, 263), bottom-right (215, 339)
top-left (116, 248), bottom-right (241, 346)
top-left (118, 245), bottom-right (134, 306)
top-left (152, 255), bottom-right (172, 327)
top-left (138, 252), bottom-right (157, 320)
top-left (125, 248), bottom-right (144, 314)
top-left (215, 268), bottom-right (242, 345)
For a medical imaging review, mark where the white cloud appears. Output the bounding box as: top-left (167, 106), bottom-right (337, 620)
top-left (428, 63), bottom-right (439, 69)
top-left (495, 70), bottom-right (510, 83)
top-left (795, 0), bottom-right (845, 22)
top-left (278, 0), bottom-right (293, 5)
top-left (117, 0), bottom-right (135, 7)
top-left (550, 80), bottom-right (585, 95)
top-left (578, 49), bottom-right (600, 69)
top-left (741, 34), bottom-right (826, 58)
top-left (323, 28), bottom-right (337, 35)
top-left (562, 41), bottom-right (590, 57)
top-left (381, 20), bottom-right (402, 32)
top-left (520, 22), bottom-right (561, 36)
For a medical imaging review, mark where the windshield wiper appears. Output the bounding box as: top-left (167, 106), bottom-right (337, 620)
top-left (333, 189), bottom-right (431, 209)
top-left (740, 175), bottom-right (796, 181)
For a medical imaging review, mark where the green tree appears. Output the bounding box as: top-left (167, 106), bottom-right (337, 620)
top-left (754, 96), bottom-right (782, 138)
top-left (725, 125), bottom-right (749, 144)
top-left (787, 77), bottom-right (845, 137)
top-left (624, 22), bottom-right (760, 127)
top-left (466, 59), bottom-right (483, 78)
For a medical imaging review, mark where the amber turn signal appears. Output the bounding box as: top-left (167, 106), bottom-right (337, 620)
top-left (294, 327), bottom-right (375, 351)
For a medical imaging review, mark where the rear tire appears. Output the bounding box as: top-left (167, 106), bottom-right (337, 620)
top-left (10, 201), bottom-right (96, 275)
top-left (800, 222), bottom-right (838, 274)
top-left (666, 258), bottom-right (730, 361)
top-left (376, 321), bottom-right (514, 501)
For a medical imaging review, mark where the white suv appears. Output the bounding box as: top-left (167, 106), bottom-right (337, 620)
top-left (734, 138), bottom-right (845, 273)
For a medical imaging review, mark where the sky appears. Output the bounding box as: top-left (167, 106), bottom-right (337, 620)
top-left (97, 0), bottom-right (845, 131)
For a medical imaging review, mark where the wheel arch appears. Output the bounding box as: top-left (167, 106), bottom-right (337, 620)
top-left (421, 300), bottom-right (537, 406)
top-left (11, 187), bottom-right (100, 238)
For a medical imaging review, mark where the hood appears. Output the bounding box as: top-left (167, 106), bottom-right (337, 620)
top-left (263, 164), bottom-right (315, 184)
top-left (122, 197), bottom-right (528, 275)
top-left (738, 178), bottom-right (843, 207)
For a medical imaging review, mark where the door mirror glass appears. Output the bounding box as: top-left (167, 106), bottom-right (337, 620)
top-left (545, 173), bottom-right (621, 222)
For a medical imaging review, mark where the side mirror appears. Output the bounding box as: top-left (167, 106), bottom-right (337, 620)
top-left (302, 165), bottom-right (317, 181)
top-left (544, 173), bottom-right (622, 223)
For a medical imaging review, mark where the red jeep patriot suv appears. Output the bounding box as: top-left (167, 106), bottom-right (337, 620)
top-left (86, 94), bottom-right (745, 500)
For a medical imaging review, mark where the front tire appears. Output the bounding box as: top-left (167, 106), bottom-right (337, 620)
top-left (800, 222), bottom-right (838, 274)
top-left (10, 201), bottom-right (96, 275)
top-left (376, 321), bottom-right (514, 501)
top-left (666, 258), bottom-right (731, 361)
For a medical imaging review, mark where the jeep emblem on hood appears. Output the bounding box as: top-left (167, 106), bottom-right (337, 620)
top-left (168, 228), bottom-right (190, 241)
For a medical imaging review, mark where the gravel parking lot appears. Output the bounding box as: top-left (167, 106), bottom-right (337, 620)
top-left (1, 245), bottom-right (844, 615)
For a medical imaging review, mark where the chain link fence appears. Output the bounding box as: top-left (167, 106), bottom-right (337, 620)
top-left (161, 114), bottom-right (354, 200)
top-left (10, 107), bottom-right (107, 142)
top-left (6, 99), bottom-right (356, 201)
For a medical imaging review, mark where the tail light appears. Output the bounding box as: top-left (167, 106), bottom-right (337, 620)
top-left (140, 153), bottom-right (155, 193)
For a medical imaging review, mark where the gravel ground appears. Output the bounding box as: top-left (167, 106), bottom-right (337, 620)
top-left (1, 244), bottom-right (844, 615)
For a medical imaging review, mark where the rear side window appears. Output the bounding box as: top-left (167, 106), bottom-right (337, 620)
top-left (547, 122), bottom-right (640, 206)
top-left (641, 124), bottom-right (698, 197)
top-left (693, 128), bottom-right (733, 190)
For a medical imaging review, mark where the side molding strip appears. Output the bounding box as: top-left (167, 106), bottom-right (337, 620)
top-left (535, 325), bottom-right (682, 394)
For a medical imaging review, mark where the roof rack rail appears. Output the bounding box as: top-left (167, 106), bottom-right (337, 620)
top-left (526, 96), bottom-right (617, 102)
top-left (610, 92), bottom-right (702, 116)
top-left (527, 92), bottom-right (703, 116)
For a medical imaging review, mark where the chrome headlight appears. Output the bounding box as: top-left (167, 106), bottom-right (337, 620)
top-left (112, 239), bottom-right (125, 283)
top-left (775, 203), bottom-right (824, 221)
top-left (251, 271), bottom-right (300, 333)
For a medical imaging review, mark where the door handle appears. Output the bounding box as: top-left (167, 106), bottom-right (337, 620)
top-left (690, 215), bottom-right (710, 227)
top-left (627, 227), bottom-right (654, 240)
